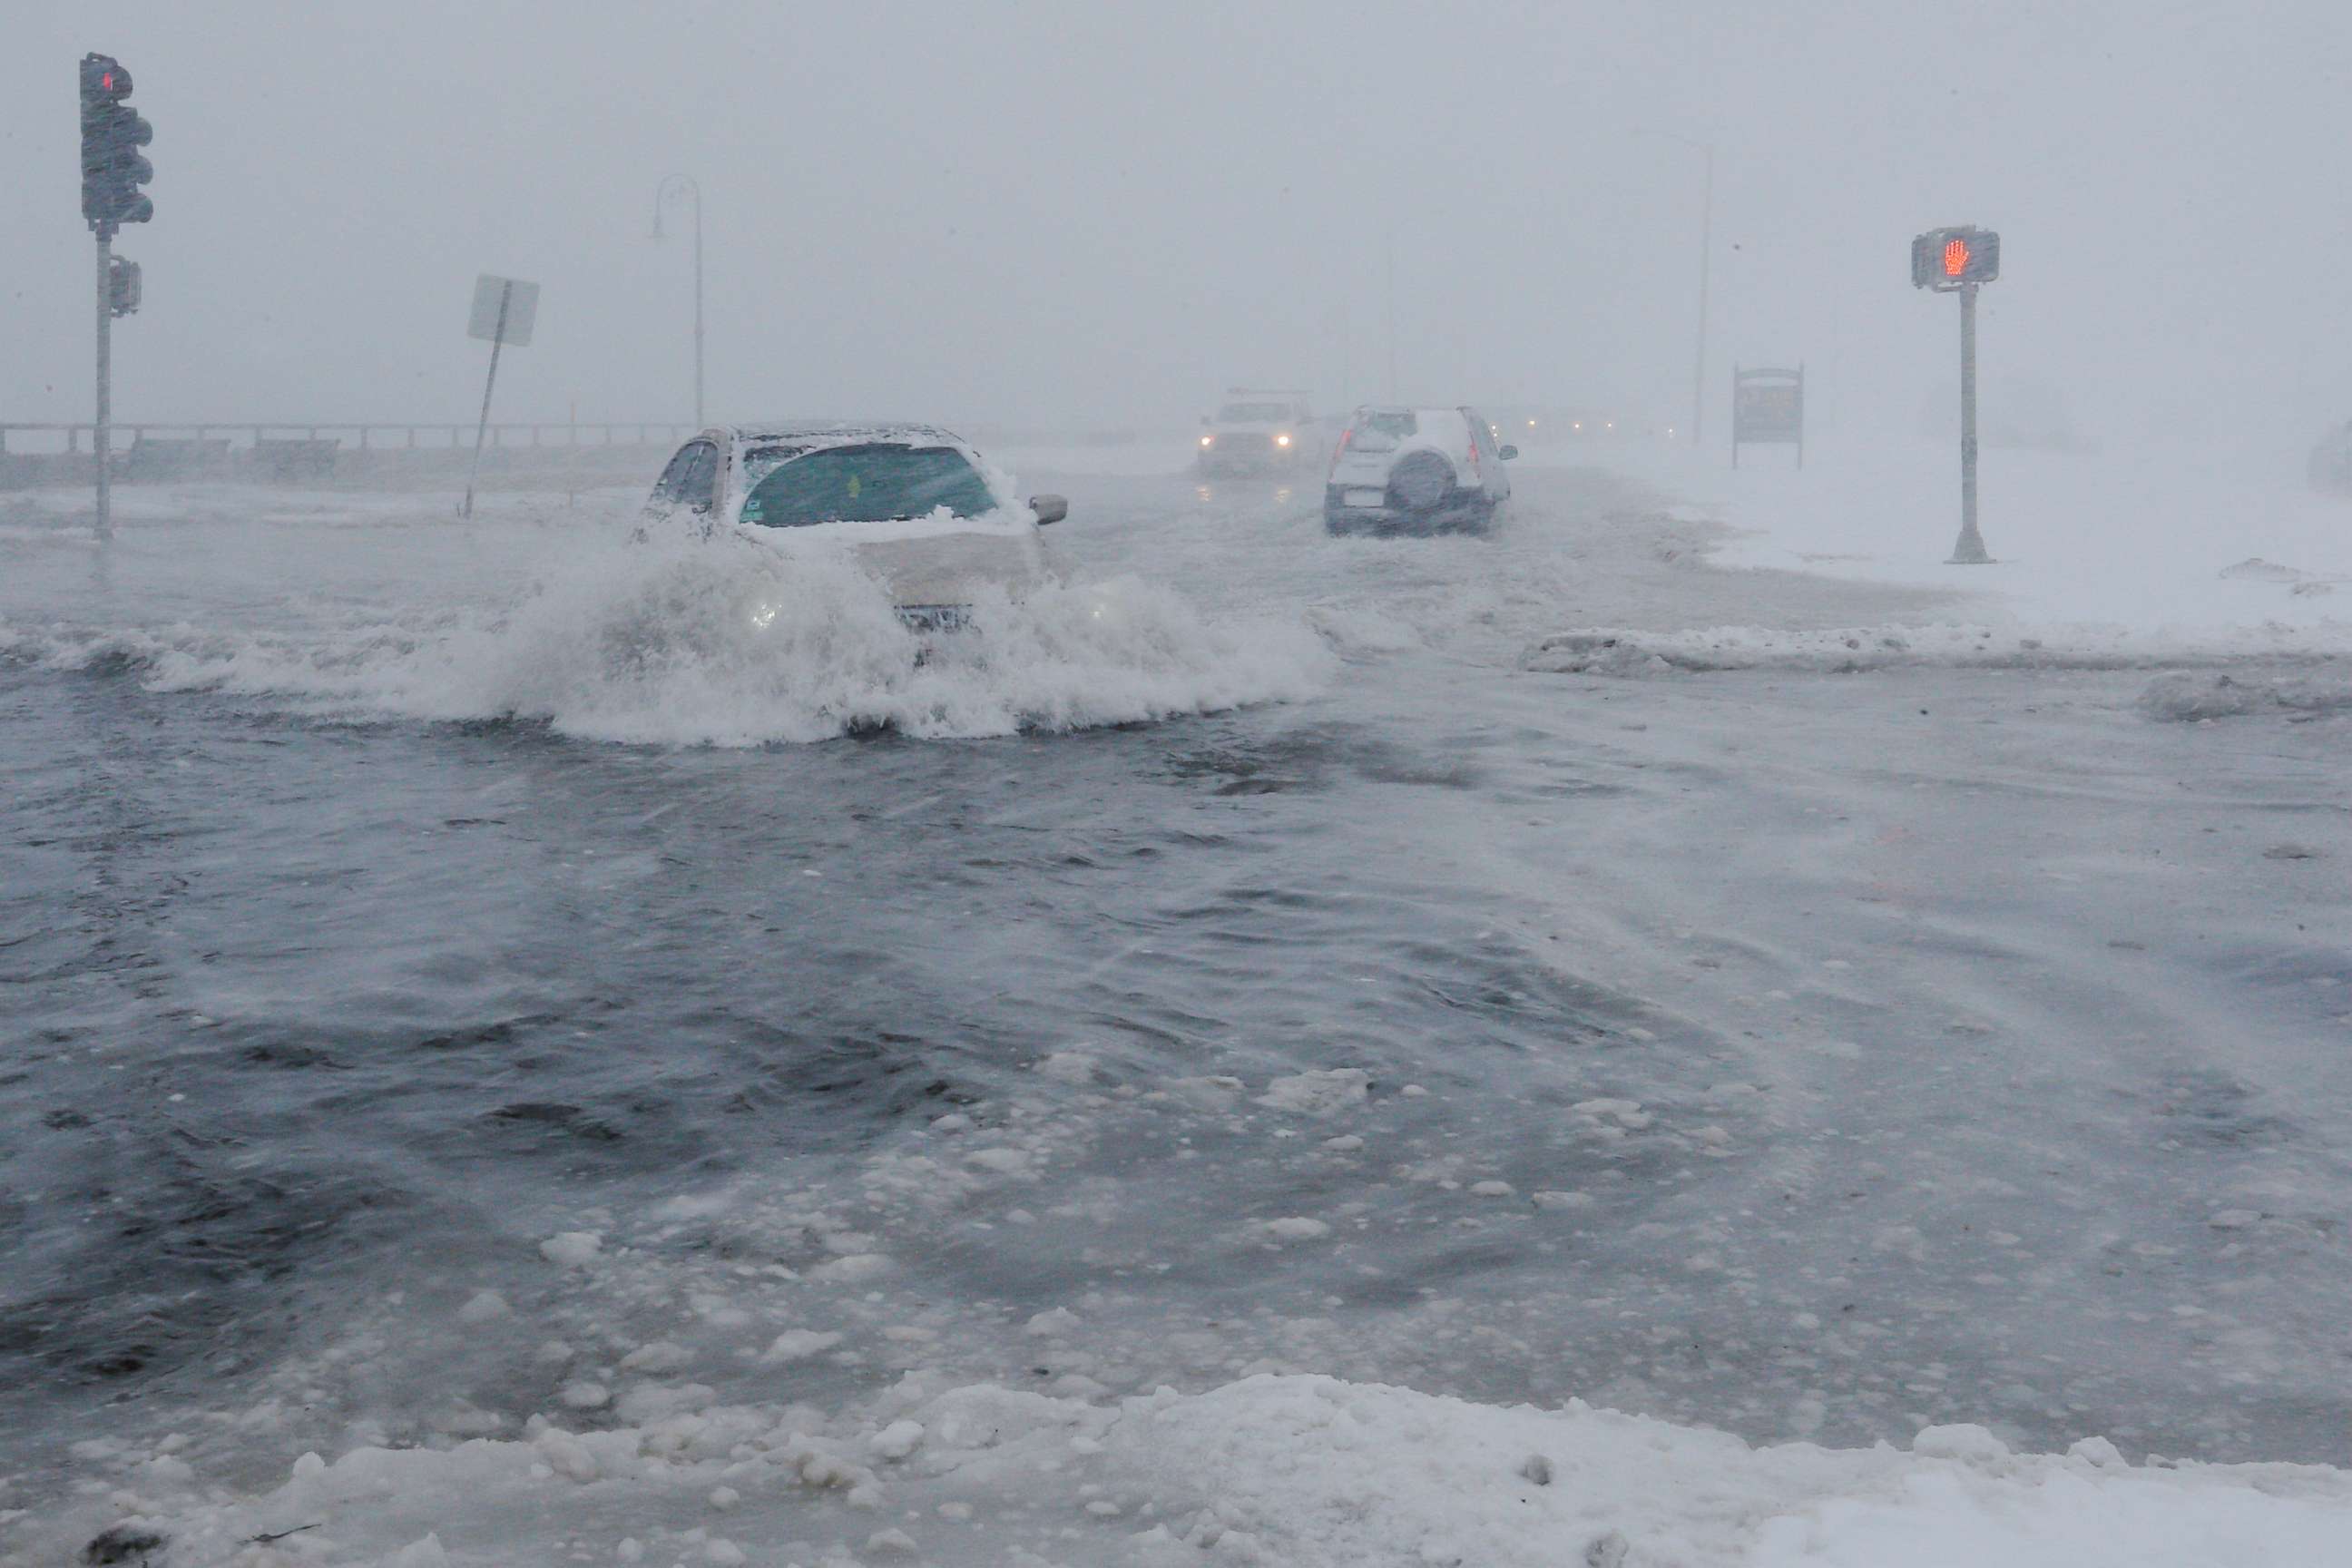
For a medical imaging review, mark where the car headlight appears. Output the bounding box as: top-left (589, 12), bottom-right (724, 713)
top-left (1200, 435), bottom-right (1214, 446)
top-left (1275, 433), bottom-right (1292, 446)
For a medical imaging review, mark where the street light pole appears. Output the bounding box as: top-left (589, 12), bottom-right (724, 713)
top-left (1385, 229), bottom-right (1397, 402)
top-left (652, 174), bottom-right (704, 427)
top-left (1633, 129), bottom-right (1715, 449)
top-left (1692, 140), bottom-right (1712, 450)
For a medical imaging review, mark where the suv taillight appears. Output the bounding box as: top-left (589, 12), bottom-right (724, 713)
top-left (1329, 426), bottom-right (1353, 475)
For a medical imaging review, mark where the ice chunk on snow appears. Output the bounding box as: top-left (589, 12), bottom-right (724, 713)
top-left (764, 1329), bottom-right (845, 1363)
top-left (813, 1252), bottom-right (891, 1283)
top-left (1165, 1074), bottom-right (1247, 1109)
top-left (1533, 1191), bottom-right (1594, 1210)
top-left (1025, 1307), bottom-right (1083, 1337)
top-left (538, 1230), bottom-right (603, 1266)
top-left (1258, 1068), bottom-right (1372, 1115)
top-left (380, 1534), bottom-right (449, 1568)
top-left (1259, 1217), bottom-right (1331, 1241)
top-left (1034, 1050), bottom-right (1100, 1083)
top-left (533, 1426), bottom-right (599, 1482)
top-left (456, 1289), bottom-right (510, 1323)
top-left (869, 1419), bottom-right (925, 1460)
top-left (1912, 1424), bottom-right (2013, 1465)
top-left (618, 1340), bottom-right (691, 1374)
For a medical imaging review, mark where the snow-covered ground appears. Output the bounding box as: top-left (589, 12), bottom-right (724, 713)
top-left (5, 454), bottom-right (2348, 1565)
top-left (43, 1373), bottom-right (2352, 1568)
top-left (1634, 436), bottom-right (2352, 636)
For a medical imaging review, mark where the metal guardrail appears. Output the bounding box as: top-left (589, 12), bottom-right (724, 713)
top-left (0, 422), bottom-right (699, 455)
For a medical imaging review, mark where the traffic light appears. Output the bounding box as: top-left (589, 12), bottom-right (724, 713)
top-left (80, 53), bottom-right (154, 233)
top-left (1911, 226), bottom-right (1999, 289)
top-left (108, 255), bottom-right (142, 317)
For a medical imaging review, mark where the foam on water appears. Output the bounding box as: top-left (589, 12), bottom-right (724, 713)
top-left (3, 534), bottom-right (1333, 745)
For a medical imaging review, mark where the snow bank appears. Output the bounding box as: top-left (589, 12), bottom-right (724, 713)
top-left (26, 1375), bottom-right (2352, 1568)
top-left (1639, 438), bottom-right (2352, 638)
top-left (1524, 622), bottom-right (2352, 677)
top-left (2136, 670), bottom-right (2352, 722)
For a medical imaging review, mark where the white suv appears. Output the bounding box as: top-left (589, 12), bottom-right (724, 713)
top-left (1323, 406), bottom-right (1515, 534)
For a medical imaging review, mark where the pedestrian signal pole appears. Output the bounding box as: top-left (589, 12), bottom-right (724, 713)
top-left (1911, 225), bottom-right (2001, 564)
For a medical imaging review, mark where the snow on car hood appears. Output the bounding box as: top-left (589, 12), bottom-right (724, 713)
top-left (721, 505), bottom-right (1049, 607)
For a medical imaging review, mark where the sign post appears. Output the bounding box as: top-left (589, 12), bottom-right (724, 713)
top-left (1911, 225), bottom-right (2000, 564)
top-left (1731, 364), bottom-right (1804, 468)
top-left (462, 273), bottom-right (539, 519)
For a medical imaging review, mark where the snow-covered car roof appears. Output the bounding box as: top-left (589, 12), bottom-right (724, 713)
top-left (725, 421), bottom-right (974, 452)
top-left (1347, 405), bottom-right (1467, 421)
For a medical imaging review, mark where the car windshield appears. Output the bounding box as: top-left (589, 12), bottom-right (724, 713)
top-left (739, 444), bottom-right (997, 527)
top-left (1217, 403), bottom-right (1290, 422)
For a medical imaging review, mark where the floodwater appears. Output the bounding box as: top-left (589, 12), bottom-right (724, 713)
top-left (4, 457), bottom-right (2349, 1541)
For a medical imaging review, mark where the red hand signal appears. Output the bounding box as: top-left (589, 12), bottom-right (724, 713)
top-left (1943, 238), bottom-right (1971, 278)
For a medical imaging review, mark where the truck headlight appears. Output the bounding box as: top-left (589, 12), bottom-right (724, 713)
top-left (1200, 435), bottom-right (1214, 446)
top-left (1275, 433), bottom-right (1292, 446)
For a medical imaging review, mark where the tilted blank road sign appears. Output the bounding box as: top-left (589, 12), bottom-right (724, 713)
top-left (467, 274), bottom-right (539, 347)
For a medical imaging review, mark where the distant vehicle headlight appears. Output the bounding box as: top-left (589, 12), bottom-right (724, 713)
top-left (1275, 433), bottom-right (1292, 446)
top-left (1200, 435), bottom-right (1214, 446)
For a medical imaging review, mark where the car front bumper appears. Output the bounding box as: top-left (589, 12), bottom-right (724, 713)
top-left (1199, 439), bottom-right (1306, 471)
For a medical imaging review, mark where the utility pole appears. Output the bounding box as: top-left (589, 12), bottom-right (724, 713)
top-left (653, 175), bottom-right (705, 426)
top-left (1384, 230), bottom-right (1396, 402)
top-left (1692, 140), bottom-right (1712, 450)
top-left (1631, 128), bottom-right (1714, 449)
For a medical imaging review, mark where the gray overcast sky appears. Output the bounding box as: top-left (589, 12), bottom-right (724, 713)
top-left (5, 0), bottom-right (2347, 451)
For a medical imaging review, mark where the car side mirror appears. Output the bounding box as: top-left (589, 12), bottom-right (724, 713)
top-left (1498, 445), bottom-right (1519, 461)
top-left (1031, 494), bottom-right (1068, 525)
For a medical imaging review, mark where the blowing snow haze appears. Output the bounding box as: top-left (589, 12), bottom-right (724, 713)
top-left (4, 0), bottom-right (2348, 449)
top-left (8, 5), bottom-right (2352, 1567)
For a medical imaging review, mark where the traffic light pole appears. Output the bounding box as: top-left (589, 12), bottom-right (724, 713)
top-left (94, 227), bottom-right (113, 541)
top-left (1949, 281), bottom-right (1991, 564)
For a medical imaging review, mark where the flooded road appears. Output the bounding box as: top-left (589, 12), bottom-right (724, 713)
top-left (4, 459), bottom-right (2348, 1555)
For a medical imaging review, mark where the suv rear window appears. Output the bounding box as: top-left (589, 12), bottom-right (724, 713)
top-left (1352, 410), bottom-right (1416, 441)
top-left (740, 445), bottom-right (996, 527)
